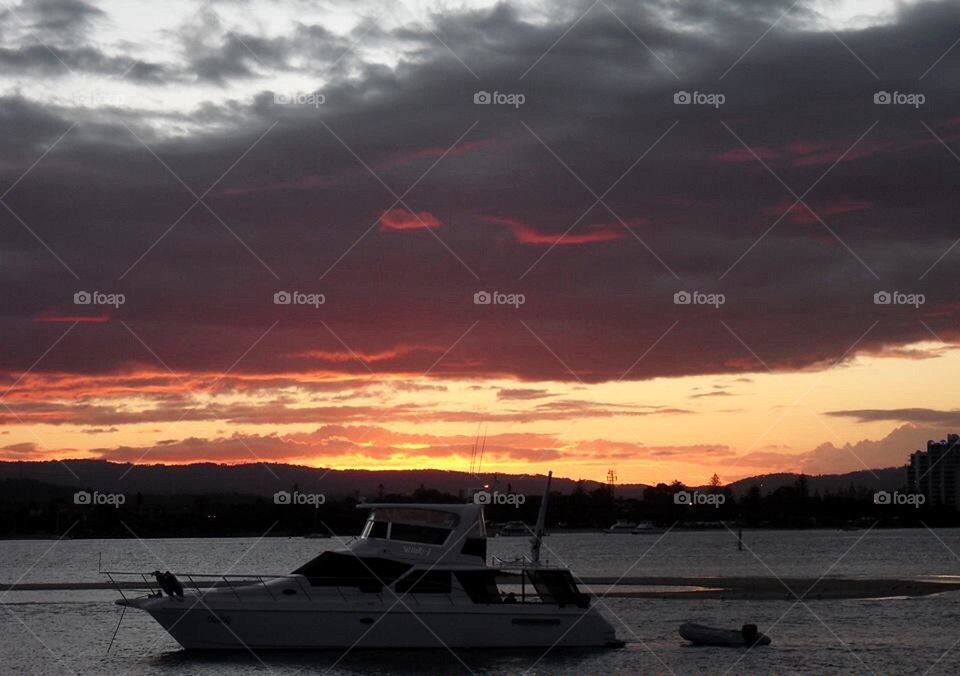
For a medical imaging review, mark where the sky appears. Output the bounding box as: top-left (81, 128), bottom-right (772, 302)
top-left (2, 0), bottom-right (960, 486)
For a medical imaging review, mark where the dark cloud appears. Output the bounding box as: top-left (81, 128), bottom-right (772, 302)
top-left (736, 423), bottom-right (949, 474)
top-left (88, 426), bottom-right (567, 464)
top-left (1, 0), bottom-right (959, 388)
top-left (1, 0), bottom-right (104, 41)
top-left (828, 408), bottom-right (960, 428)
top-left (0, 387), bottom-right (690, 427)
top-left (497, 387), bottom-right (553, 400)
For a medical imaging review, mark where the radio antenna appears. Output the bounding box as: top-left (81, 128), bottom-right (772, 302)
top-left (469, 421), bottom-right (482, 474)
top-left (477, 425), bottom-right (488, 474)
top-left (530, 471), bottom-right (552, 566)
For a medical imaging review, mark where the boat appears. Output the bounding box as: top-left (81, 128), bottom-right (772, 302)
top-left (678, 622), bottom-right (771, 647)
top-left (107, 473), bottom-right (622, 650)
top-left (498, 520), bottom-right (530, 536)
top-left (631, 521), bottom-right (664, 535)
top-left (605, 520), bottom-right (637, 534)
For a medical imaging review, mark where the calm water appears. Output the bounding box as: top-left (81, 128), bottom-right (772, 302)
top-left (3, 529), bottom-right (960, 675)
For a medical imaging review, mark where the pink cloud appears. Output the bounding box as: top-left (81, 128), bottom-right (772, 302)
top-left (714, 147), bottom-right (781, 163)
top-left (485, 215), bottom-right (627, 246)
top-left (763, 197), bottom-right (872, 225)
top-left (380, 208), bottom-right (442, 231)
top-left (35, 309), bottom-right (111, 323)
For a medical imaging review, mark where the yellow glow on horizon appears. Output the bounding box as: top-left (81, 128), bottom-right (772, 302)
top-left (4, 340), bottom-right (957, 487)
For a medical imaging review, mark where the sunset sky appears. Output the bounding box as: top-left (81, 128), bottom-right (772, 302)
top-left (3, 0), bottom-right (960, 486)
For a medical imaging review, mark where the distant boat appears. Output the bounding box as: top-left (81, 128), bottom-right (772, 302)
top-left (631, 522), bottom-right (665, 535)
top-left (605, 520), bottom-right (637, 534)
top-left (498, 520), bottom-right (529, 536)
top-left (679, 622), bottom-right (771, 647)
top-left (303, 532), bottom-right (331, 539)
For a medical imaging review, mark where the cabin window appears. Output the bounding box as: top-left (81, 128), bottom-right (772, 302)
top-left (375, 508), bottom-right (459, 530)
top-left (292, 551), bottom-right (411, 589)
top-left (527, 570), bottom-right (589, 608)
top-left (389, 522), bottom-right (451, 545)
top-left (455, 570), bottom-right (501, 604)
top-left (361, 509), bottom-right (454, 544)
top-left (363, 520), bottom-right (389, 539)
top-left (460, 537), bottom-right (487, 559)
top-left (395, 570), bottom-right (452, 595)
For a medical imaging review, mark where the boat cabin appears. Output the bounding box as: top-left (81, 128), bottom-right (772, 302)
top-left (289, 502), bottom-right (589, 608)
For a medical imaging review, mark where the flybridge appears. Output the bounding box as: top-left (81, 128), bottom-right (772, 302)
top-left (353, 502), bottom-right (486, 565)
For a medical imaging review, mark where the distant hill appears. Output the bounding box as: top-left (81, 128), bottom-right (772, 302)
top-left (722, 467), bottom-right (906, 496)
top-left (0, 460), bottom-right (612, 498)
top-left (0, 459), bottom-right (904, 499)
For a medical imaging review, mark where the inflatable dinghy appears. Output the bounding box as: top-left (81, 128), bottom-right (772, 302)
top-left (679, 622), bottom-right (771, 647)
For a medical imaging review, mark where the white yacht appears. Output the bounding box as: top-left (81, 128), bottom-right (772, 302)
top-left (631, 521), bottom-right (665, 535)
top-left (605, 520), bottom-right (637, 534)
top-left (497, 520), bottom-right (530, 536)
top-left (111, 476), bottom-right (621, 650)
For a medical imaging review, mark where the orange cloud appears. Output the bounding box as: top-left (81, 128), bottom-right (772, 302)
top-left (295, 344), bottom-right (441, 364)
top-left (485, 215), bottom-right (626, 246)
top-left (380, 209), bottom-right (441, 231)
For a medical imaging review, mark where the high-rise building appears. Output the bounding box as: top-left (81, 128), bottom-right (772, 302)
top-left (907, 434), bottom-right (960, 509)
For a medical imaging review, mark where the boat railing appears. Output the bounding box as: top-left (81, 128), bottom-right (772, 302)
top-left (102, 570), bottom-right (566, 610)
top-left (103, 571), bottom-right (507, 607)
top-left (491, 555), bottom-right (555, 570)
top-left (100, 571), bottom-right (396, 603)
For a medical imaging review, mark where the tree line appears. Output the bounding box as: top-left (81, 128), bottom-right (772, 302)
top-left (0, 475), bottom-right (953, 538)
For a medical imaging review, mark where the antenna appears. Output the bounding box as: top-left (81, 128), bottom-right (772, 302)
top-left (477, 424), bottom-right (488, 474)
top-left (607, 468), bottom-right (617, 497)
top-left (469, 421), bottom-right (482, 475)
top-left (530, 471), bottom-right (552, 566)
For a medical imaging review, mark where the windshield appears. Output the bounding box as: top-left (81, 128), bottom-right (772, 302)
top-left (361, 508), bottom-right (459, 545)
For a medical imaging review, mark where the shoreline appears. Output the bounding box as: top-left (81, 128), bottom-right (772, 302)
top-left (3, 525), bottom-right (960, 541)
top-left (6, 576), bottom-right (960, 600)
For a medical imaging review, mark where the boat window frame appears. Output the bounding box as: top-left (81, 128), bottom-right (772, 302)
top-left (360, 510), bottom-right (455, 545)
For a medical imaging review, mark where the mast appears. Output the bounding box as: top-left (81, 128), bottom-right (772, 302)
top-left (530, 471), bottom-right (552, 566)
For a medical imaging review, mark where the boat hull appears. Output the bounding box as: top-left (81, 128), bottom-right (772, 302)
top-left (132, 599), bottom-right (619, 650)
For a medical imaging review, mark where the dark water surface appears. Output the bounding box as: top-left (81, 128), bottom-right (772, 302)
top-left (3, 529), bottom-right (960, 675)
